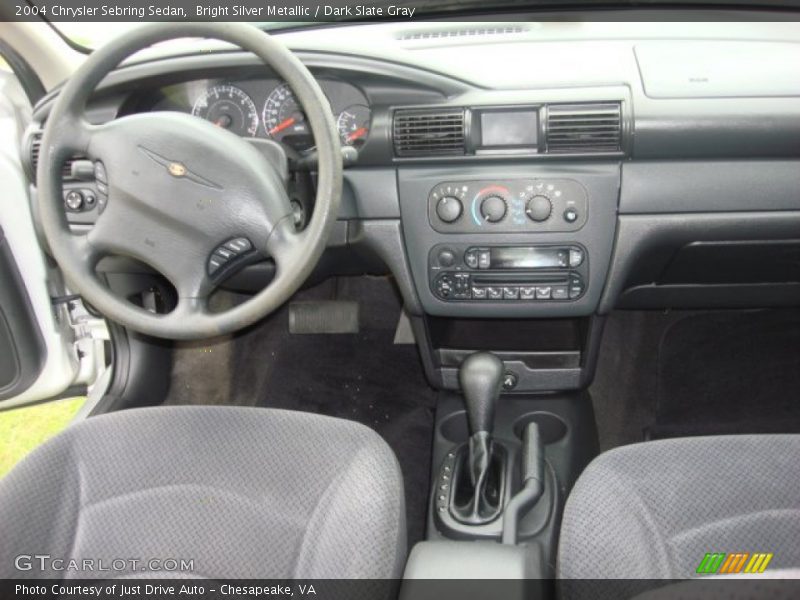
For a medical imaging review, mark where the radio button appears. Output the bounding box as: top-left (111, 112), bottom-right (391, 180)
top-left (453, 273), bottom-right (471, 299)
top-left (434, 274), bottom-right (454, 299)
top-left (519, 286), bottom-right (536, 300)
top-left (535, 286), bottom-right (552, 300)
top-left (487, 286), bottom-right (503, 300)
top-left (464, 250), bottom-right (479, 269)
top-left (503, 286), bottom-right (520, 300)
top-left (438, 249), bottom-right (456, 268)
top-left (552, 286), bottom-right (569, 300)
top-left (569, 248), bottom-right (584, 267)
top-left (478, 250), bottom-right (491, 269)
top-left (471, 286), bottom-right (488, 300)
top-left (568, 274), bottom-right (585, 299)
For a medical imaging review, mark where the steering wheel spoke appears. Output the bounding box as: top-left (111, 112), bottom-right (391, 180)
top-left (265, 216), bottom-right (305, 273)
top-left (51, 114), bottom-right (96, 156)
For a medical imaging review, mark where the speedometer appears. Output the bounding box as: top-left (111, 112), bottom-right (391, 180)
top-left (191, 84), bottom-right (258, 137)
top-left (262, 83), bottom-right (314, 151)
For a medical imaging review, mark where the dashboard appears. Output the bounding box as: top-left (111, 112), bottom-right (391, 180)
top-left (129, 78), bottom-right (371, 151)
top-left (22, 19), bottom-right (800, 392)
top-left (25, 20), bottom-right (800, 328)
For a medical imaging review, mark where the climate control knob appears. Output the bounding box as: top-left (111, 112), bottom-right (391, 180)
top-left (525, 194), bottom-right (552, 222)
top-left (436, 196), bottom-right (463, 223)
top-left (480, 195), bottom-right (507, 223)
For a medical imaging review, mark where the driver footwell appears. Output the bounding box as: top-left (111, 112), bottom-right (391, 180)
top-left (165, 276), bottom-right (436, 547)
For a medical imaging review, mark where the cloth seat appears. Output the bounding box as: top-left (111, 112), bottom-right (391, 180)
top-left (558, 435), bottom-right (800, 583)
top-left (0, 406), bottom-right (406, 580)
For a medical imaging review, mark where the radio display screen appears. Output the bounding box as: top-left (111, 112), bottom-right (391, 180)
top-left (490, 247), bottom-right (567, 269)
top-left (480, 110), bottom-right (538, 147)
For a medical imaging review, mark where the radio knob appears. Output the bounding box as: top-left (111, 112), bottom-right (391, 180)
top-left (437, 249), bottom-right (456, 267)
top-left (480, 195), bottom-right (507, 223)
top-left (525, 195), bottom-right (552, 222)
top-left (435, 196), bottom-right (463, 223)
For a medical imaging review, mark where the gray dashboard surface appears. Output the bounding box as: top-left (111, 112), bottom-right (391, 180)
top-left (620, 161), bottom-right (800, 214)
top-left (634, 41), bottom-right (800, 98)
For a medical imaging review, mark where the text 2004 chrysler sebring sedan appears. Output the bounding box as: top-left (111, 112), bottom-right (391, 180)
top-left (1, 7), bottom-right (800, 600)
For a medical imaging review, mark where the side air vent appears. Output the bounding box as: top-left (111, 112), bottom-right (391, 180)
top-left (399, 25), bottom-right (527, 42)
top-left (546, 103), bottom-right (622, 153)
top-left (393, 109), bottom-right (466, 157)
top-left (28, 131), bottom-right (77, 180)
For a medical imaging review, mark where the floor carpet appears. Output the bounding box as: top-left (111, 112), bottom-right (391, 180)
top-left (591, 309), bottom-right (800, 448)
top-left (166, 276), bottom-right (436, 547)
top-left (650, 309), bottom-right (800, 438)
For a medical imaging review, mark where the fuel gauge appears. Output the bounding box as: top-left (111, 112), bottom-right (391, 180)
top-left (337, 104), bottom-right (371, 147)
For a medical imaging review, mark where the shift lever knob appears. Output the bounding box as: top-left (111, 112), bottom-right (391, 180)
top-left (458, 352), bottom-right (504, 434)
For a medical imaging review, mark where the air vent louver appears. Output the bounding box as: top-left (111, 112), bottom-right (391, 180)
top-left (29, 131), bottom-right (76, 180)
top-left (393, 109), bottom-right (466, 157)
top-left (546, 103), bottom-right (622, 153)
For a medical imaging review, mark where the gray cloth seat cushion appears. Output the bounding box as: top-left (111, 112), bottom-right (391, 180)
top-left (0, 406), bottom-right (406, 579)
top-left (558, 435), bottom-right (800, 582)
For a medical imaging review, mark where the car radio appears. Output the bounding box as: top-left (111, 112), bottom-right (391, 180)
top-left (428, 244), bottom-right (587, 302)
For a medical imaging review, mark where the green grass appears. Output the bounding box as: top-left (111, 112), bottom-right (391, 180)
top-left (0, 397), bottom-right (85, 478)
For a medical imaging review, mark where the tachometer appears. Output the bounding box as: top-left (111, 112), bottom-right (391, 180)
top-left (262, 83), bottom-right (314, 151)
top-left (191, 84), bottom-right (258, 137)
top-left (337, 104), bottom-right (371, 147)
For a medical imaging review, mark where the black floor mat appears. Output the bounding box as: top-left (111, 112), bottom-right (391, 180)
top-left (649, 309), bottom-right (800, 438)
top-left (167, 277), bottom-right (436, 547)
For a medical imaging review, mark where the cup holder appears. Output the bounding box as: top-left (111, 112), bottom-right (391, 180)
top-left (439, 411), bottom-right (469, 444)
top-left (439, 410), bottom-right (568, 446)
top-left (513, 412), bottom-right (568, 445)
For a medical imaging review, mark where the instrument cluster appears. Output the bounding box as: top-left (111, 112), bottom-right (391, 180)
top-left (149, 78), bottom-right (371, 152)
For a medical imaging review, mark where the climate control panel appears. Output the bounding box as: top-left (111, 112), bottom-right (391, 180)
top-left (428, 178), bottom-right (588, 234)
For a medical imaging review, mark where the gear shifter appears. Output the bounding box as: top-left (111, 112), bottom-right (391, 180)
top-left (455, 352), bottom-right (504, 523)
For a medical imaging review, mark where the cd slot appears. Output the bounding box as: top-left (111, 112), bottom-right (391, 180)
top-left (472, 272), bottom-right (570, 286)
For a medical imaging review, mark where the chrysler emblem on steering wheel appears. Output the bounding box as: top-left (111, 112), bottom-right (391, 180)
top-left (168, 162), bottom-right (187, 177)
top-left (139, 145), bottom-right (223, 190)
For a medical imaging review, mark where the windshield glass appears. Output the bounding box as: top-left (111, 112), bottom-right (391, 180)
top-left (48, 0), bottom-right (800, 50)
top-left (53, 23), bottom-right (148, 48)
top-left (51, 22), bottom-right (305, 50)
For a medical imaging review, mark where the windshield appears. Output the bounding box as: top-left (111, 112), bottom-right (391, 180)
top-left (48, 0), bottom-right (800, 50)
top-left (51, 22), bottom-right (307, 50)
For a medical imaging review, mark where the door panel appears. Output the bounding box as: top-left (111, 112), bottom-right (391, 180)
top-left (0, 70), bottom-right (81, 410)
top-left (0, 225), bottom-right (46, 399)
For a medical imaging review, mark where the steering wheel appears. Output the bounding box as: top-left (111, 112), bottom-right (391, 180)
top-left (38, 23), bottom-right (342, 340)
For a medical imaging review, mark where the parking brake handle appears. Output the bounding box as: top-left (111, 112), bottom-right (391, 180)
top-left (502, 422), bottom-right (545, 545)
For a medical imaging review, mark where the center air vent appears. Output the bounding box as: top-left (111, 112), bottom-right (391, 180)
top-left (545, 103), bottom-right (622, 153)
top-left (28, 131), bottom-right (77, 180)
top-left (393, 109), bottom-right (466, 157)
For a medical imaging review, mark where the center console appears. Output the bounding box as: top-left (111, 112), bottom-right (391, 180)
top-left (398, 164), bottom-right (620, 320)
top-left (398, 163), bottom-right (620, 394)
top-left (396, 163), bottom-right (616, 585)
